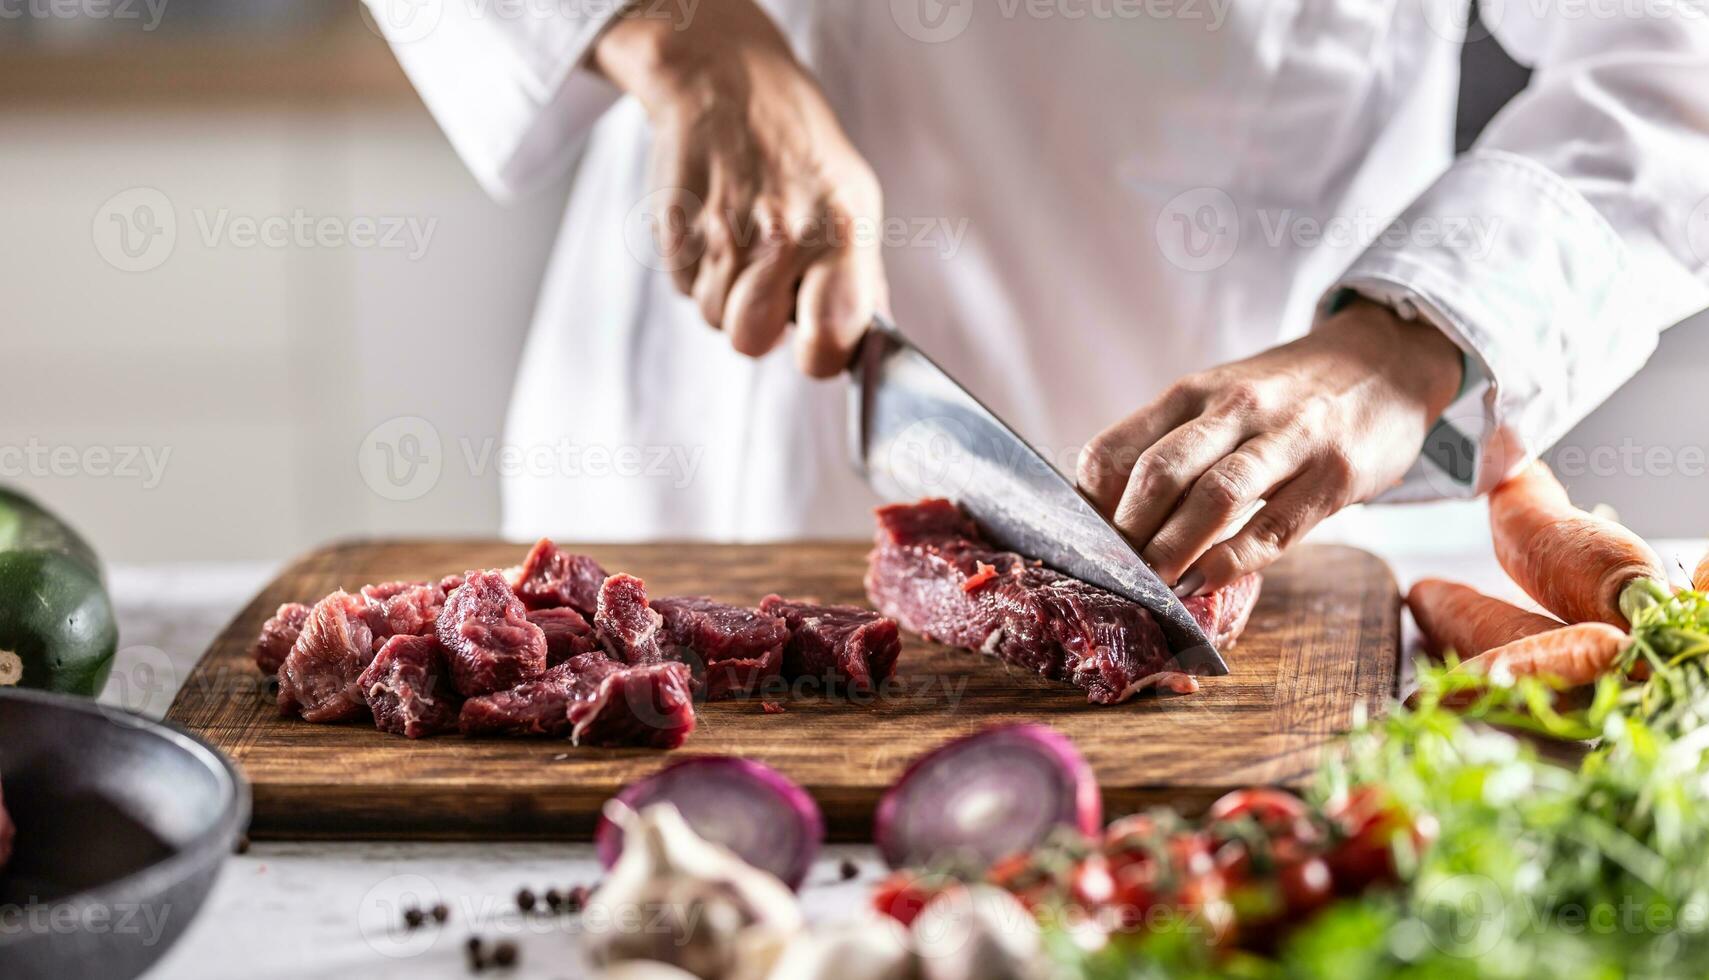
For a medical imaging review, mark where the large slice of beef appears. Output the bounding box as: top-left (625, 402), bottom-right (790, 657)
top-left (595, 573), bottom-right (669, 665)
top-left (252, 602), bottom-right (311, 675)
top-left (759, 595), bottom-right (901, 690)
top-left (651, 595), bottom-right (788, 699)
top-left (864, 499), bottom-right (1262, 704)
top-left (528, 607), bottom-right (602, 666)
top-left (436, 571), bottom-right (548, 697)
top-left (277, 591), bottom-right (378, 722)
top-left (361, 634), bottom-right (462, 739)
top-left (510, 539), bottom-right (607, 616)
top-left (459, 652), bottom-right (696, 748)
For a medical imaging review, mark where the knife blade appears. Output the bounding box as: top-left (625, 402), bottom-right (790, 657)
top-left (847, 315), bottom-right (1227, 675)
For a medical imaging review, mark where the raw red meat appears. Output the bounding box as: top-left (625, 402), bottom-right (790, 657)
top-left (251, 602), bottom-right (310, 675)
top-left (459, 652), bottom-right (696, 748)
top-left (278, 591), bottom-right (378, 722)
top-left (595, 574), bottom-right (669, 665)
top-left (439, 573), bottom-right (467, 595)
top-left (361, 633), bottom-right (462, 739)
top-left (361, 581), bottom-right (444, 643)
top-left (527, 607), bottom-right (602, 666)
top-left (759, 595), bottom-right (902, 690)
top-left (864, 499), bottom-right (1261, 704)
top-left (652, 595), bottom-right (788, 699)
top-left (436, 571), bottom-right (548, 697)
top-left (510, 538), bottom-right (607, 615)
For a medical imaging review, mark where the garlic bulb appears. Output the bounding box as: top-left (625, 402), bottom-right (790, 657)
top-left (912, 884), bottom-right (1047, 980)
top-left (583, 802), bottom-right (804, 980)
top-left (761, 913), bottom-right (918, 980)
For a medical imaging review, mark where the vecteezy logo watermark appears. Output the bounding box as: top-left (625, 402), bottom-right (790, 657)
top-left (622, 188), bottom-right (970, 274)
top-left (363, 0), bottom-right (702, 45)
top-left (0, 899), bottom-right (173, 947)
top-left (93, 187), bottom-right (437, 273)
top-left (0, 0), bottom-right (169, 31)
top-left (359, 416), bottom-right (445, 503)
top-left (1687, 194), bottom-right (1709, 268)
top-left (1156, 187), bottom-right (1241, 273)
top-left (358, 416), bottom-right (706, 502)
top-left (363, 0), bottom-right (444, 43)
top-left (0, 439), bottom-right (172, 489)
top-left (891, 0), bottom-right (1230, 42)
top-left (624, 187), bottom-right (705, 274)
top-left (93, 187), bottom-right (177, 273)
top-left (359, 874), bottom-right (445, 959)
top-left (890, 0), bottom-right (975, 42)
top-left (103, 646), bottom-right (181, 720)
top-left (1155, 189), bottom-right (1501, 273)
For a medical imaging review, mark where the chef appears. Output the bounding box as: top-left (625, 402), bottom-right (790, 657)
top-left (365, 0), bottom-right (1709, 594)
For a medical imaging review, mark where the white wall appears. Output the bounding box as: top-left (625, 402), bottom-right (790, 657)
top-left (0, 104), bottom-right (569, 561)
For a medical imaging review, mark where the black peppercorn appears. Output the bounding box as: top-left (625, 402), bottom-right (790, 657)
top-left (492, 940), bottom-right (518, 967)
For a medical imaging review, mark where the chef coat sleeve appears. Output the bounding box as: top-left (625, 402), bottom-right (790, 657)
top-left (361, 0), bottom-right (631, 200)
top-left (1324, 4), bottom-right (1709, 502)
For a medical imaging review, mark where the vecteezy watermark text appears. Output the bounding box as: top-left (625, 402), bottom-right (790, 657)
top-left (358, 417), bottom-right (705, 502)
top-left (0, 439), bottom-right (171, 489)
top-left (94, 187), bottom-right (437, 273)
top-left (0, 0), bottom-right (167, 30)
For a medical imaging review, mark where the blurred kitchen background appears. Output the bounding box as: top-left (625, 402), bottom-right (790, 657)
top-left (2, 0), bottom-right (1705, 562)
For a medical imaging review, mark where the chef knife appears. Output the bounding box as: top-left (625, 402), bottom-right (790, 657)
top-left (847, 315), bottom-right (1228, 674)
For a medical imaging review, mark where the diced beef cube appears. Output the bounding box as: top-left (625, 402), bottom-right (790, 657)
top-left (571, 659), bottom-right (696, 748)
top-left (651, 596), bottom-right (788, 699)
top-left (361, 581), bottom-right (445, 643)
top-left (459, 653), bottom-right (696, 748)
top-left (251, 602), bottom-right (310, 675)
top-left (595, 574), bottom-right (668, 665)
top-left (509, 539), bottom-right (607, 616)
top-left (865, 499), bottom-right (1262, 704)
top-left (436, 570), bottom-right (548, 697)
top-left (759, 595), bottom-right (901, 690)
top-left (278, 591), bottom-right (378, 722)
top-left (527, 607), bottom-right (602, 667)
top-left (360, 634), bottom-right (461, 739)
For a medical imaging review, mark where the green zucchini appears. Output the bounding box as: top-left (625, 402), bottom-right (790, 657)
top-left (0, 488), bottom-right (117, 696)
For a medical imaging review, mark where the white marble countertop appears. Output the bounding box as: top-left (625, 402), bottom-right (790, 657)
top-left (105, 541), bottom-right (1705, 979)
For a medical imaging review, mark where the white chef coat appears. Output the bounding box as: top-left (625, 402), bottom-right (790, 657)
top-left (366, 0), bottom-right (1709, 544)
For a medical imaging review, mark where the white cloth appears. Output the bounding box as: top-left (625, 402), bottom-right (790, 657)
top-left (369, 0), bottom-right (1709, 543)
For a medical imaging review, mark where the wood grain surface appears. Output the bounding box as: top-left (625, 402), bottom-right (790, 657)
top-left (166, 540), bottom-right (1400, 840)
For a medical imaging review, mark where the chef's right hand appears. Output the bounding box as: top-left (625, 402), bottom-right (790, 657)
top-left (593, 1), bottom-right (888, 378)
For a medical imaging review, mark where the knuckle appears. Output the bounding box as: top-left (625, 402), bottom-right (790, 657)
top-left (1243, 509), bottom-right (1294, 554)
top-left (1194, 467), bottom-right (1248, 516)
top-left (1317, 446), bottom-right (1359, 493)
top-left (1217, 381), bottom-right (1266, 416)
top-left (1077, 440), bottom-right (1128, 492)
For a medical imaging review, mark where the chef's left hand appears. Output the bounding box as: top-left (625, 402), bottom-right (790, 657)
top-left (1077, 298), bottom-right (1463, 595)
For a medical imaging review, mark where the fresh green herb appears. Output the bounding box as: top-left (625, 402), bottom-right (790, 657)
top-left (1046, 586), bottom-right (1709, 979)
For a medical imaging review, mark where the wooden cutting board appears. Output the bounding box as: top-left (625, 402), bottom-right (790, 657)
top-left (167, 540), bottom-right (1400, 840)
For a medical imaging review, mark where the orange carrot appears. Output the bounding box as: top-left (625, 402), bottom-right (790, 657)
top-left (1488, 461), bottom-right (1664, 628)
top-left (1406, 578), bottom-right (1564, 660)
top-left (1453, 622), bottom-right (1630, 688)
top-left (1694, 548), bottom-right (1709, 594)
